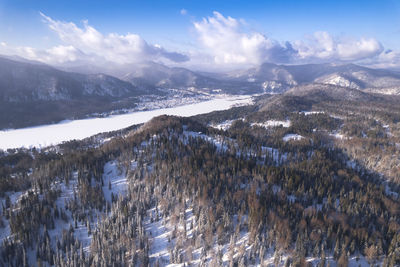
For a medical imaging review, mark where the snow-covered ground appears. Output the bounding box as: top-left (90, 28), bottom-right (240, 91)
top-left (0, 158), bottom-right (134, 261)
top-left (184, 130), bottom-right (287, 165)
top-left (301, 111), bottom-right (324, 116)
top-left (382, 124), bottom-right (393, 137)
top-left (329, 132), bottom-right (346, 140)
top-left (283, 134), bottom-right (304, 142)
top-left (211, 120), bottom-right (236, 130)
top-left (144, 203), bottom-right (254, 267)
top-left (183, 131), bottom-right (231, 152)
top-left (102, 161), bottom-right (129, 203)
top-left (0, 95), bottom-right (253, 150)
top-left (49, 172), bottom-right (94, 253)
top-left (251, 120), bottom-right (291, 128)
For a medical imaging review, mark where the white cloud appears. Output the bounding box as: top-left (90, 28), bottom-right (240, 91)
top-left (0, 11), bottom-right (396, 71)
top-left (0, 13), bottom-right (189, 67)
top-left (40, 45), bottom-right (88, 64)
top-left (337, 38), bottom-right (383, 61)
top-left (293, 31), bottom-right (383, 62)
top-left (359, 49), bottom-right (400, 69)
top-left (39, 12), bottom-right (188, 65)
top-left (193, 12), bottom-right (385, 68)
top-left (0, 41), bottom-right (91, 65)
top-left (193, 12), bottom-right (295, 67)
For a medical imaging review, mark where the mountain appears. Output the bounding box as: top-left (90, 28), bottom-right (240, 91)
top-left (120, 61), bottom-right (258, 94)
top-left (3, 55), bottom-right (400, 129)
top-left (221, 62), bottom-right (298, 93)
top-left (0, 57), bottom-right (144, 102)
top-left (288, 63), bottom-right (400, 90)
top-left (221, 62), bottom-right (400, 94)
top-left (256, 83), bottom-right (391, 114)
top-left (15, 56), bottom-right (400, 96)
top-left (0, 57), bottom-right (152, 129)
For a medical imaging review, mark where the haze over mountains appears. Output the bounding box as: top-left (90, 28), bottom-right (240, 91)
top-left (2, 54), bottom-right (400, 129)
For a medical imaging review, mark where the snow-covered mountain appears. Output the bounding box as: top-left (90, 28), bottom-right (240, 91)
top-left (0, 57), bottom-right (144, 102)
top-left (222, 62), bottom-right (297, 93)
top-left (123, 62), bottom-right (205, 89)
top-left (3, 54), bottom-right (400, 129)
top-left (0, 57), bottom-right (156, 129)
top-left (257, 83), bottom-right (387, 113)
top-left (221, 62), bottom-right (400, 94)
top-left (121, 61), bottom-right (250, 94)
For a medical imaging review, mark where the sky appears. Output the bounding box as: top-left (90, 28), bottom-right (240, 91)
top-left (0, 0), bottom-right (400, 71)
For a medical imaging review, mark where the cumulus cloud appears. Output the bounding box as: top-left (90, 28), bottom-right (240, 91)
top-left (193, 12), bottom-right (385, 68)
top-left (0, 41), bottom-right (98, 66)
top-left (293, 31), bottom-right (383, 62)
top-left (0, 11), bottom-right (396, 70)
top-left (0, 13), bottom-right (189, 67)
top-left (39, 13), bottom-right (188, 64)
top-left (193, 11), bottom-right (295, 66)
top-left (359, 49), bottom-right (400, 69)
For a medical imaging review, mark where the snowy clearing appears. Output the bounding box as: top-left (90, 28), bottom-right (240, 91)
top-left (251, 120), bottom-right (291, 128)
top-left (283, 134), bottom-right (304, 142)
top-left (210, 120), bottom-right (236, 130)
top-left (301, 111), bottom-right (324, 115)
top-left (102, 161), bottom-right (129, 203)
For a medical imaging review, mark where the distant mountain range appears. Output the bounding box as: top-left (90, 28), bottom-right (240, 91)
top-left (2, 55), bottom-right (400, 129)
top-left (256, 83), bottom-right (389, 115)
top-left (220, 62), bottom-right (400, 93)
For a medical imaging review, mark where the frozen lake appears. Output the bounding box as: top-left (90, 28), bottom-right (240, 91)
top-left (0, 95), bottom-right (253, 150)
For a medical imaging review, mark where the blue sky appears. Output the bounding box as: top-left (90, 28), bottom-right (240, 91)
top-left (0, 0), bottom-right (399, 70)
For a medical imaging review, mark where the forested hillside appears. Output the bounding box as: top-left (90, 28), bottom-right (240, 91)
top-left (1, 85), bottom-right (400, 266)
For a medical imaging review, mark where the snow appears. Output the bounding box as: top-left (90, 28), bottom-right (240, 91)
top-left (184, 131), bottom-right (231, 152)
top-left (46, 160), bottom-right (133, 255)
top-left (211, 120), bottom-right (235, 130)
top-left (261, 146), bottom-right (287, 164)
top-left (184, 131), bottom-right (287, 165)
top-left (6, 191), bottom-right (23, 205)
top-left (144, 205), bottom-right (197, 265)
top-left (49, 172), bottom-right (94, 253)
top-left (348, 255), bottom-right (372, 267)
top-left (382, 124), bottom-right (393, 137)
top-left (47, 160), bottom-right (133, 255)
top-left (102, 161), bottom-right (129, 203)
top-left (251, 120), bottom-right (291, 128)
top-left (0, 95), bottom-right (253, 150)
top-left (283, 134), bottom-right (304, 142)
top-left (320, 75), bottom-right (360, 89)
top-left (301, 111), bottom-right (324, 115)
top-left (144, 202), bottom-right (256, 267)
top-left (272, 185), bottom-right (281, 194)
top-left (145, 207), bottom-right (173, 263)
top-left (330, 132), bottom-right (346, 139)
